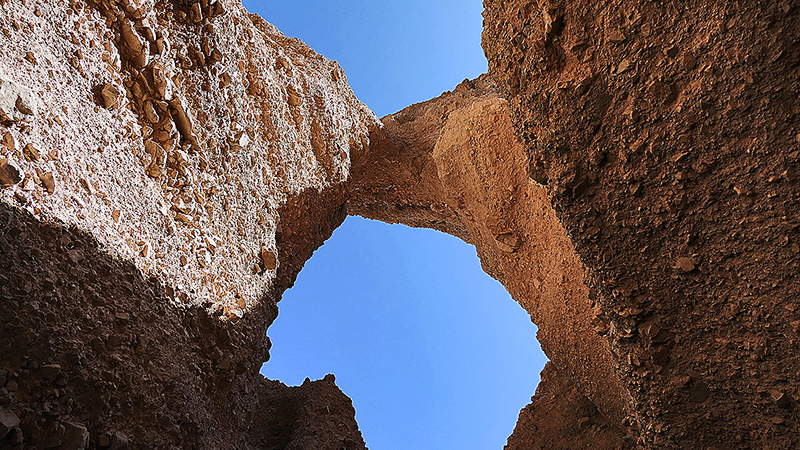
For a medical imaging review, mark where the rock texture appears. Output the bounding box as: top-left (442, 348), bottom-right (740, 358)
top-left (1, 0), bottom-right (373, 448)
top-left (0, 0), bottom-right (374, 316)
top-left (2, 0), bottom-right (799, 448)
top-left (481, 0), bottom-right (800, 448)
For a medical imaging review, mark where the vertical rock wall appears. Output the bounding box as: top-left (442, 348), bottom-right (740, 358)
top-left (1, 0), bottom-right (375, 448)
top-left (482, 0), bottom-right (800, 448)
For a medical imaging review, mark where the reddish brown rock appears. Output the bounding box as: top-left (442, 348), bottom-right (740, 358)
top-left (350, 76), bottom-right (629, 447)
top-left (482, 0), bottom-right (800, 447)
top-left (1, 0), bottom-right (797, 449)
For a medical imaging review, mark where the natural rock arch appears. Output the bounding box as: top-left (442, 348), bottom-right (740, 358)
top-left (346, 77), bottom-right (629, 447)
top-left (1, 0), bottom-right (798, 448)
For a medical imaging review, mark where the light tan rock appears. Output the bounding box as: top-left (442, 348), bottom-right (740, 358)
top-left (0, 0), bottom-right (377, 314)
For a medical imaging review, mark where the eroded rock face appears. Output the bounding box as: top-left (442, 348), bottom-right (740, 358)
top-left (1, 0), bottom-right (374, 448)
top-left (0, 0), bottom-right (376, 317)
top-left (350, 76), bottom-right (631, 447)
top-left (482, 0), bottom-right (800, 448)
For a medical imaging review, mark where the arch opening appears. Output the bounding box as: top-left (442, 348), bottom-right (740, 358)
top-left (261, 216), bottom-right (546, 450)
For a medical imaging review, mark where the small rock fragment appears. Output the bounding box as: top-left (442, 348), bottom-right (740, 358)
top-left (770, 390), bottom-right (791, 408)
top-left (287, 89), bottom-right (302, 107)
top-left (683, 53), bottom-right (697, 71)
top-left (220, 72), bottom-right (231, 88)
top-left (61, 422), bottom-right (89, 450)
top-left (1, 132), bottom-right (14, 149)
top-left (24, 51), bottom-right (37, 65)
top-left (189, 2), bottom-right (203, 24)
top-left (23, 143), bottom-right (39, 161)
top-left (0, 407), bottom-right (20, 439)
top-left (616, 58), bottom-right (632, 75)
top-left (135, 335), bottom-right (149, 355)
top-left (39, 363), bottom-right (61, 381)
top-left (495, 233), bottom-right (520, 252)
top-left (120, 21), bottom-right (146, 68)
top-left (143, 101), bottom-right (159, 124)
top-left (109, 431), bottom-right (129, 450)
top-left (641, 323), bottom-right (661, 339)
top-left (665, 46), bottom-right (679, 58)
top-left (115, 312), bottom-right (130, 324)
top-left (0, 78), bottom-right (37, 122)
top-left (674, 257), bottom-right (696, 273)
top-left (40, 171), bottom-right (55, 194)
top-left (783, 166), bottom-right (797, 182)
top-left (0, 158), bottom-right (22, 187)
top-left (99, 83), bottom-right (120, 109)
top-left (608, 30), bottom-right (626, 43)
top-left (79, 178), bottom-right (95, 195)
top-left (15, 96), bottom-right (33, 115)
top-left (259, 246), bottom-right (277, 271)
top-left (146, 162), bottom-right (162, 178)
top-left (208, 0), bottom-right (225, 18)
top-left (208, 48), bottom-right (222, 65)
top-left (151, 64), bottom-right (168, 99)
top-left (144, 140), bottom-right (166, 178)
top-left (733, 185), bottom-right (751, 196)
top-left (168, 98), bottom-right (198, 147)
top-left (175, 212), bottom-right (191, 224)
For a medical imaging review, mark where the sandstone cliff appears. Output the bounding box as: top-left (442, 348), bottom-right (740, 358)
top-left (2, 0), bottom-right (799, 449)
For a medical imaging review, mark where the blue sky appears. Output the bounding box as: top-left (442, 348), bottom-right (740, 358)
top-left (243, 0), bottom-right (488, 116)
top-left (243, 1), bottom-right (548, 449)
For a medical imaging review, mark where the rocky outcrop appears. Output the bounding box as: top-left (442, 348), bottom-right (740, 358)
top-left (352, 0), bottom-right (800, 447)
top-left (1, 0), bottom-right (374, 448)
top-left (481, 0), bottom-right (800, 448)
top-left (349, 76), bottom-right (630, 442)
top-left (0, 203), bottom-right (365, 449)
top-left (0, 0), bottom-right (375, 316)
top-left (505, 363), bottom-right (627, 450)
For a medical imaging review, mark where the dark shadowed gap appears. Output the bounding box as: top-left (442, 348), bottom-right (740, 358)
top-left (260, 216), bottom-right (547, 450)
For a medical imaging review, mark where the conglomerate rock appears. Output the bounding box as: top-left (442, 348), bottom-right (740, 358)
top-left (0, 0), bottom-right (376, 316)
top-left (1, 0), bottom-right (373, 448)
top-left (482, 0), bottom-right (800, 448)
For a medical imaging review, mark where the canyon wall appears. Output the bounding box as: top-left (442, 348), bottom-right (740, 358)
top-left (1, 0), bottom-right (372, 448)
top-left (480, 0), bottom-right (799, 448)
top-left (1, 0), bottom-right (799, 449)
